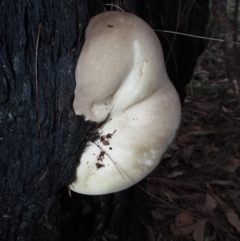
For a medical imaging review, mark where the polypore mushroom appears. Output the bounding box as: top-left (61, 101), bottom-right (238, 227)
top-left (70, 11), bottom-right (181, 195)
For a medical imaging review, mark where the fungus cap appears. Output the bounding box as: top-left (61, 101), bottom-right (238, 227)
top-left (70, 11), bottom-right (181, 195)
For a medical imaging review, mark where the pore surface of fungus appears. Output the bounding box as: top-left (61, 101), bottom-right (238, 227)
top-left (70, 11), bottom-right (181, 195)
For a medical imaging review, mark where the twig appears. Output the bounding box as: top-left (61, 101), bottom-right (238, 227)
top-left (35, 23), bottom-right (42, 145)
top-left (154, 29), bottom-right (224, 42)
top-left (93, 142), bottom-right (126, 181)
top-left (104, 4), bottom-right (124, 12)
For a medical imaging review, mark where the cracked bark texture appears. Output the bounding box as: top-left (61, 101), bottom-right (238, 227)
top-left (0, 1), bottom-right (93, 240)
top-left (0, 1), bottom-right (209, 240)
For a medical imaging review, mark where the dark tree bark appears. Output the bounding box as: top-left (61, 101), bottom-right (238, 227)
top-left (0, 1), bottom-right (209, 241)
top-left (0, 1), bottom-right (92, 240)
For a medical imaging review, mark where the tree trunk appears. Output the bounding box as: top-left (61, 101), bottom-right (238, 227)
top-left (0, 1), bottom-right (92, 240)
top-left (0, 1), bottom-right (209, 240)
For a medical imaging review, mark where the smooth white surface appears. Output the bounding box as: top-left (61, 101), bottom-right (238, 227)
top-left (70, 11), bottom-right (181, 195)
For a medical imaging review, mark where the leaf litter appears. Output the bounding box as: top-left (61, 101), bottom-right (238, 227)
top-left (144, 40), bottom-right (240, 241)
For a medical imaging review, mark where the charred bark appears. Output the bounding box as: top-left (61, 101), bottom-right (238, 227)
top-left (0, 1), bottom-right (93, 240)
top-left (0, 1), bottom-right (209, 241)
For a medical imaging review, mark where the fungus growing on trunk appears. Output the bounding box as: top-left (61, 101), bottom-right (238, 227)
top-left (69, 11), bottom-right (181, 195)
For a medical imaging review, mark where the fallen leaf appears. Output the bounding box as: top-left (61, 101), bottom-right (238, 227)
top-left (170, 222), bottom-right (196, 236)
top-left (221, 158), bottom-right (240, 173)
top-left (175, 212), bottom-right (195, 227)
top-left (167, 171), bottom-right (184, 178)
top-left (222, 106), bottom-right (232, 113)
top-left (192, 219), bottom-right (206, 241)
top-left (151, 210), bottom-right (164, 220)
top-left (226, 208), bottom-right (240, 233)
top-left (163, 190), bottom-right (179, 201)
top-left (170, 211), bottom-right (195, 234)
top-left (206, 145), bottom-right (220, 152)
top-left (210, 180), bottom-right (239, 188)
top-left (169, 141), bottom-right (180, 151)
top-left (147, 177), bottom-right (201, 190)
top-left (140, 218), bottom-right (156, 241)
top-left (204, 192), bottom-right (218, 212)
top-left (182, 145), bottom-right (194, 159)
top-left (170, 158), bottom-right (179, 168)
top-left (207, 183), bottom-right (240, 232)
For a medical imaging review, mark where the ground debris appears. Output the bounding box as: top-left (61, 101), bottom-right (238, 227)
top-left (145, 38), bottom-right (240, 241)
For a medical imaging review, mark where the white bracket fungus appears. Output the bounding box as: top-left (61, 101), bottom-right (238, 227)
top-left (69, 11), bottom-right (181, 195)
